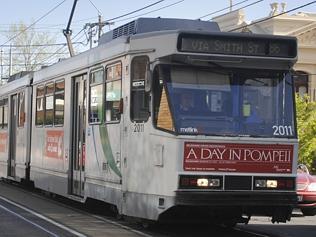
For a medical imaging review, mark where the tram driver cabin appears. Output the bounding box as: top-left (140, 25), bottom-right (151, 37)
top-left (0, 18), bottom-right (298, 225)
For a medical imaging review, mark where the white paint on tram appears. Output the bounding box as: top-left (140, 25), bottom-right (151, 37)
top-left (0, 195), bottom-right (87, 237)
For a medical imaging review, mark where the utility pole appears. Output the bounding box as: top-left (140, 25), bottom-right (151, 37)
top-left (0, 48), bottom-right (2, 83)
top-left (98, 15), bottom-right (103, 40)
top-left (9, 44), bottom-right (12, 77)
top-left (229, 0), bottom-right (233, 12)
top-left (85, 15), bottom-right (114, 49)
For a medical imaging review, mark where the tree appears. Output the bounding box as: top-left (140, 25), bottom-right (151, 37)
top-left (296, 94), bottom-right (316, 172)
top-left (3, 21), bottom-right (59, 76)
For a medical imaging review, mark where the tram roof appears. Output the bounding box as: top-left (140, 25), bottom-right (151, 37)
top-left (0, 72), bottom-right (32, 95)
top-left (98, 18), bottom-right (220, 45)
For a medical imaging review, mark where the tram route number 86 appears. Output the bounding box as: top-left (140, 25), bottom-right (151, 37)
top-left (272, 125), bottom-right (293, 136)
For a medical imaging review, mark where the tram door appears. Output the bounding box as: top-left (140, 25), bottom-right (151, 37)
top-left (8, 94), bottom-right (18, 177)
top-left (71, 75), bottom-right (87, 197)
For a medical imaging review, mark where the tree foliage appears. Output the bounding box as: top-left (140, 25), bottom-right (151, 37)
top-left (5, 22), bottom-right (58, 75)
top-left (296, 94), bottom-right (316, 171)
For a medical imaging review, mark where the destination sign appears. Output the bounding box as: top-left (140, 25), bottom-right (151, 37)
top-left (178, 33), bottom-right (297, 58)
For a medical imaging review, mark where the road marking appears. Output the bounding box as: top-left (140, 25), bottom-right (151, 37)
top-left (0, 202), bottom-right (60, 237)
top-left (235, 226), bottom-right (270, 237)
top-left (0, 196), bottom-right (87, 237)
top-left (90, 214), bottom-right (154, 237)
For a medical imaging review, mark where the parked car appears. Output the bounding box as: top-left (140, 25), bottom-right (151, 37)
top-left (296, 164), bottom-right (316, 216)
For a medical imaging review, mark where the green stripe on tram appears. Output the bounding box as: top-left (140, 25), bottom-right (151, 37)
top-left (99, 125), bottom-right (122, 178)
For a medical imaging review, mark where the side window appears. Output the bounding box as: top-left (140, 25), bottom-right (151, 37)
top-left (2, 99), bottom-right (8, 129)
top-left (54, 80), bottom-right (65, 126)
top-left (36, 86), bottom-right (45, 126)
top-left (18, 92), bottom-right (25, 127)
top-left (45, 83), bottom-right (54, 126)
top-left (153, 67), bottom-right (174, 131)
top-left (89, 68), bottom-right (104, 124)
top-left (105, 62), bottom-right (122, 122)
top-left (0, 106), bottom-right (3, 128)
top-left (130, 56), bottom-right (150, 122)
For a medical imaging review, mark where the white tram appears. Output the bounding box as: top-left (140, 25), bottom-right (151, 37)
top-left (0, 18), bottom-right (298, 224)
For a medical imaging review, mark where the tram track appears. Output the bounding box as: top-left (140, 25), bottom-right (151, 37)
top-left (0, 180), bottom-right (273, 237)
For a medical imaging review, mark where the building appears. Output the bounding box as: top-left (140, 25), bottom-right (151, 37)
top-left (213, 2), bottom-right (316, 99)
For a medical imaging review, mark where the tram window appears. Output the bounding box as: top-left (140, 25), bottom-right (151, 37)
top-left (3, 99), bottom-right (8, 129)
top-left (0, 107), bottom-right (3, 128)
top-left (45, 83), bottom-right (54, 126)
top-left (130, 56), bottom-right (150, 122)
top-left (18, 92), bottom-right (25, 127)
top-left (54, 80), bottom-right (65, 125)
top-left (89, 69), bottom-right (104, 124)
top-left (36, 86), bottom-right (45, 126)
top-left (153, 68), bottom-right (174, 131)
top-left (105, 63), bottom-right (122, 122)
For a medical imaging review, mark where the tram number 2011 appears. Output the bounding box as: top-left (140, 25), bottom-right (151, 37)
top-left (272, 125), bottom-right (293, 136)
top-left (133, 123), bottom-right (144, 133)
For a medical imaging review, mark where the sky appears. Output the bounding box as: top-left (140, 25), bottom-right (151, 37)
top-left (0, 0), bottom-right (315, 67)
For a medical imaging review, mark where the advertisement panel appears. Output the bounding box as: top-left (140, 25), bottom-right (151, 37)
top-left (45, 130), bottom-right (64, 159)
top-left (0, 133), bottom-right (7, 153)
top-left (184, 142), bottom-right (293, 173)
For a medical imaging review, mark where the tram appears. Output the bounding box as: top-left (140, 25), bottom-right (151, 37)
top-left (0, 18), bottom-right (298, 224)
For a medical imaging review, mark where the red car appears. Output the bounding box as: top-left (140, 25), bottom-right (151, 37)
top-left (296, 164), bottom-right (316, 216)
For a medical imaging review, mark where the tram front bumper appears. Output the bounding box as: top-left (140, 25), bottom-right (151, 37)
top-left (175, 191), bottom-right (297, 207)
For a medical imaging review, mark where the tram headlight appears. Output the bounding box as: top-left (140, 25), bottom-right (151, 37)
top-left (255, 179), bottom-right (277, 188)
top-left (197, 178), bottom-right (208, 187)
top-left (255, 179), bottom-right (267, 188)
top-left (179, 176), bottom-right (222, 189)
top-left (267, 180), bottom-right (278, 188)
top-left (209, 178), bottom-right (220, 187)
top-left (196, 178), bottom-right (220, 187)
top-left (254, 177), bottom-right (294, 190)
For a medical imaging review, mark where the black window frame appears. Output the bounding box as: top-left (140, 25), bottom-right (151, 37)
top-left (2, 98), bottom-right (8, 129)
top-left (18, 91), bottom-right (25, 128)
top-left (35, 85), bottom-right (45, 127)
top-left (105, 61), bottom-right (122, 124)
top-left (89, 67), bottom-right (105, 125)
top-left (130, 55), bottom-right (150, 123)
top-left (44, 82), bottom-right (55, 126)
top-left (54, 79), bottom-right (65, 126)
top-left (0, 98), bottom-right (8, 129)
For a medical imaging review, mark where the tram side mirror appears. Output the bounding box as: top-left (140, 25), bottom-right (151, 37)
top-left (144, 64), bottom-right (152, 93)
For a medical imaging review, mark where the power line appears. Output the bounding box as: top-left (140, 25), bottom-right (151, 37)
top-left (208, 0), bottom-right (264, 21)
top-left (39, 28), bottom-right (86, 65)
top-left (229, 0), bottom-right (316, 32)
top-left (115, 0), bottom-right (185, 23)
top-left (198, 0), bottom-right (252, 19)
top-left (0, 42), bottom-right (84, 48)
top-left (105, 0), bottom-right (166, 22)
top-left (0, 0), bottom-right (67, 47)
top-left (88, 0), bottom-right (102, 16)
top-left (1, 52), bottom-right (69, 55)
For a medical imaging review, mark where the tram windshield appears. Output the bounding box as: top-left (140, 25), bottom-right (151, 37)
top-left (153, 65), bottom-right (296, 138)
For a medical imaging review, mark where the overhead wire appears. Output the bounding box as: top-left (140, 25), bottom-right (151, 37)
top-left (0, 0), bottom-right (67, 47)
top-left (104, 0), bottom-right (166, 22)
top-left (198, 0), bottom-right (253, 19)
top-left (87, 0), bottom-right (102, 16)
top-left (114, 0), bottom-right (185, 23)
top-left (0, 42), bottom-right (83, 47)
top-left (207, 0), bottom-right (264, 21)
top-left (229, 0), bottom-right (316, 32)
top-left (39, 28), bottom-right (86, 65)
